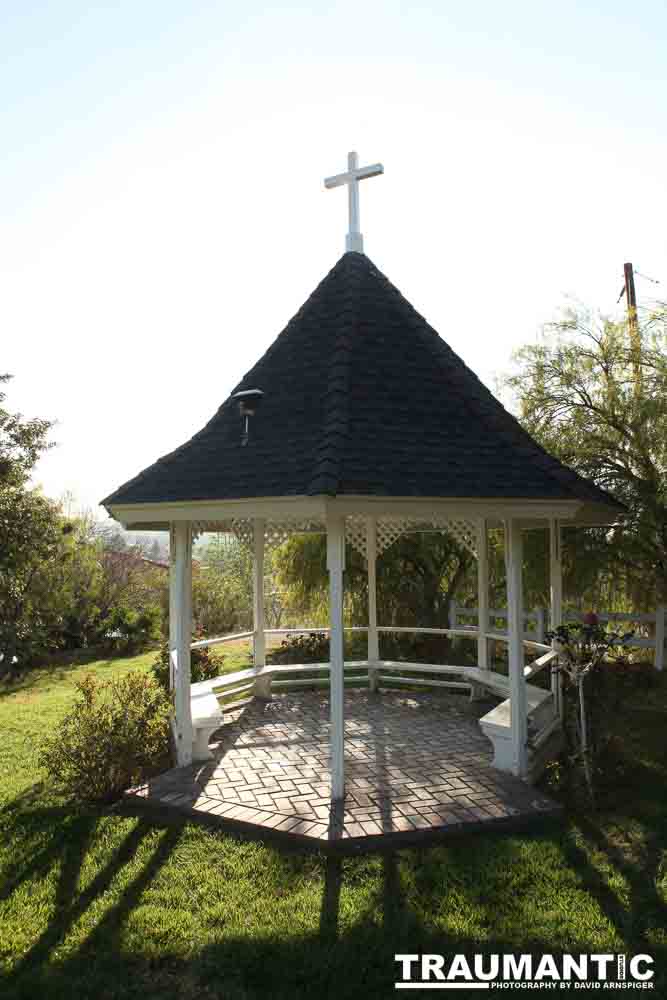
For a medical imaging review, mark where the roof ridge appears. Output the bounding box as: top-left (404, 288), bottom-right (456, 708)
top-left (308, 253), bottom-right (365, 495)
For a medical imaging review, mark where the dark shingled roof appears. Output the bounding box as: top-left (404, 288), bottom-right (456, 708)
top-left (103, 252), bottom-right (621, 510)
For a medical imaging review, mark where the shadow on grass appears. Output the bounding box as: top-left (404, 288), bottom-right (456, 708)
top-left (1, 823), bottom-right (665, 1000)
top-left (4, 818), bottom-right (148, 978)
top-left (0, 800), bottom-right (98, 905)
top-left (562, 811), bottom-right (667, 951)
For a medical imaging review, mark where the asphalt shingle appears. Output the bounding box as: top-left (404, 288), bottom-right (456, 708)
top-left (103, 252), bottom-right (621, 509)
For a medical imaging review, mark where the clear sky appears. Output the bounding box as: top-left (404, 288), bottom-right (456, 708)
top-left (3, 1), bottom-right (665, 515)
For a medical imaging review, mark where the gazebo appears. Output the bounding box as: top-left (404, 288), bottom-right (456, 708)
top-left (103, 152), bottom-right (621, 821)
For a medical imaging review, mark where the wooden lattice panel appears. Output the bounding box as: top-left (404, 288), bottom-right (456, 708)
top-left (345, 516), bottom-right (369, 559)
top-left (345, 516), bottom-right (477, 561)
top-left (229, 518), bottom-right (325, 551)
top-left (198, 514), bottom-right (478, 560)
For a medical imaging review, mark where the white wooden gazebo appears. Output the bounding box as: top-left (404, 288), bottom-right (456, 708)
top-left (103, 152), bottom-right (622, 801)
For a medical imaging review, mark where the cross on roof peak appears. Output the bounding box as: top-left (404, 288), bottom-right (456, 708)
top-left (324, 150), bottom-right (384, 255)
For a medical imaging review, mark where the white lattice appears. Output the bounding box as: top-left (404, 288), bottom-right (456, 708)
top-left (377, 519), bottom-right (411, 555)
top-left (228, 517), bottom-right (325, 551)
top-left (371, 516), bottom-right (478, 560)
top-left (345, 515), bottom-right (369, 559)
top-left (198, 513), bottom-right (478, 560)
top-left (433, 518), bottom-right (477, 559)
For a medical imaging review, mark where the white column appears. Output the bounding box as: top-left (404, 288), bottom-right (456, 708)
top-left (476, 518), bottom-right (489, 669)
top-left (327, 514), bottom-right (346, 801)
top-left (549, 518), bottom-right (563, 718)
top-left (505, 519), bottom-right (528, 777)
top-left (366, 516), bottom-right (379, 692)
top-left (169, 521), bottom-right (193, 767)
top-left (549, 518), bottom-right (563, 631)
top-left (253, 518), bottom-right (266, 669)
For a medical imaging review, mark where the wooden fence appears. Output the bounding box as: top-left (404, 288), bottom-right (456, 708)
top-left (449, 602), bottom-right (665, 671)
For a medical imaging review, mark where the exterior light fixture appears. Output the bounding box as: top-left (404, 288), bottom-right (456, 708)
top-left (233, 389), bottom-right (264, 446)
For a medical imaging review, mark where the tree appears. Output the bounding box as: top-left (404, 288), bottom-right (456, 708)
top-left (276, 531), bottom-right (474, 630)
top-left (0, 375), bottom-right (59, 672)
top-left (504, 304), bottom-right (667, 607)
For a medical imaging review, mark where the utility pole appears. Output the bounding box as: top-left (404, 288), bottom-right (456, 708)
top-left (623, 262), bottom-right (642, 398)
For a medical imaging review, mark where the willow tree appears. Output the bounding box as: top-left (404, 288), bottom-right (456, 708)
top-left (504, 304), bottom-right (667, 608)
top-left (275, 531), bottom-right (475, 629)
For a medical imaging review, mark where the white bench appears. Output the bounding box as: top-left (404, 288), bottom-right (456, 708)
top-left (468, 669), bottom-right (555, 772)
top-left (188, 659), bottom-right (558, 774)
top-left (190, 680), bottom-right (225, 761)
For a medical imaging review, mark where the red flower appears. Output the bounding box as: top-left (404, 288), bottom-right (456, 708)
top-left (583, 612), bottom-right (598, 626)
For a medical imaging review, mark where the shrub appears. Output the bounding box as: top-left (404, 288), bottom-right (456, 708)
top-left (268, 631), bottom-right (330, 665)
top-left (151, 632), bottom-right (222, 692)
top-left (39, 672), bottom-right (171, 802)
top-left (105, 603), bottom-right (162, 654)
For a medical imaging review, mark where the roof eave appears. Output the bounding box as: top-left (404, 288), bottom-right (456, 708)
top-left (104, 494), bottom-right (596, 532)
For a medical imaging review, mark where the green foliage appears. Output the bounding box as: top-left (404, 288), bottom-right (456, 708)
top-left (105, 603), bottom-right (162, 654)
top-left (0, 377), bottom-right (61, 673)
top-left (268, 631), bottom-right (330, 664)
top-left (38, 671), bottom-right (171, 802)
top-left (0, 373), bottom-right (53, 489)
top-left (504, 304), bottom-right (667, 607)
top-left (546, 619), bottom-right (639, 806)
top-left (191, 537), bottom-right (253, 635)
top-left (276, 531), bottom-right (474, 629)
top-left (151, 634), bottom-right (222, 691)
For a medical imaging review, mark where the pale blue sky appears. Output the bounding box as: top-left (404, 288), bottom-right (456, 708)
top-left (2, 2), bottom-right (665, 512)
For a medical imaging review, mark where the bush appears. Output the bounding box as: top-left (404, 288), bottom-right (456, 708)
top-left (151, 632), bottom-right (222, 692)
top-left (105, 603), bottom-right (162, 654)
top-left (268, 631), bottom-right (330, 665)
top-left (39, 672), bottom-right (171, 802)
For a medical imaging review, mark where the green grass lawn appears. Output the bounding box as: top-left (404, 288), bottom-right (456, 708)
top-left (0, 652), bottom-right (665, 999)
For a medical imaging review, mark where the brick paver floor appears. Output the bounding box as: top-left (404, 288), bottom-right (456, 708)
top-left (127, 690), bottom-right (560, 848)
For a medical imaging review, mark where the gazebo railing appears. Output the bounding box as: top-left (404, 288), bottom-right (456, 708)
top-left (189, 626), bottom-right (559, 700)
top-left (186, 627), bottom-right (562, 768)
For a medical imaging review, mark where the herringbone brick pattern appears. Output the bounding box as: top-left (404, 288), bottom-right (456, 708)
top-left (128, 691), bottom-right (559, 844)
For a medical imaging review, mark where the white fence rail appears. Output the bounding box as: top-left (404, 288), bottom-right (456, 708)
top-left (449, 602), bottom-right (666, 671)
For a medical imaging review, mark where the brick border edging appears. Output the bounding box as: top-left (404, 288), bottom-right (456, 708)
top-left (119, 790), bottom-right (564, 856)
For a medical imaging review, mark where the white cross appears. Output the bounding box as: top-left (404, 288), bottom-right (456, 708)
top-left (324, 150), bottom-right (384, 254)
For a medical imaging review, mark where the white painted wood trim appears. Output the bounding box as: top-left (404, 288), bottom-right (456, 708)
top-left (549, 518), bottom-right (563, 631)
top-left (252, 518), bottom-right (266, 670)
top-left (505, 518), bottom-right (528, 777)
top-left (170, 521), bottom-right (193, 766)
top-left (476, 518), bottom-right (489, 669)
top-left (366, 516), bottom-right (379, 692)
top-left (327, 514), bottom-right (346, 801)
top-left (107, 495), bottom-right (582, 529)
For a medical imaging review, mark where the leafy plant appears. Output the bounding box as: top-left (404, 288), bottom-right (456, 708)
top-left (151, 631), bottom-right (222, 691)
top-left (105, 603), bottom-right (162, 654)
top-left (268, 631), bottom-right (330, 665)
top-left (39, 672), bottom-right (171, 802)
top-left (547, 615), bottom-right (636, 805)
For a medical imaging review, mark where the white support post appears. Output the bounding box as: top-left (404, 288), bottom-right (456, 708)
top-left (327, 515), bottom-right (346, 801)
top-left (656, 605), bottom-right (665, 672)
top-left (535, 607), bottom-right (546, 643)
top-left (505, 519), bottom-right (528, 777)
top-left (169, 521), bottom-right (193, 767)
top-left (549, 518), bottom-right (564, 719)
top-left (476, 519), bottom-right (489, 669)
top-left (366, 516), bottom-right (380, 692)
top-left (449, 599), bottom-right (457, 629)
top-left (253, 518), bottom-right (266, 670)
